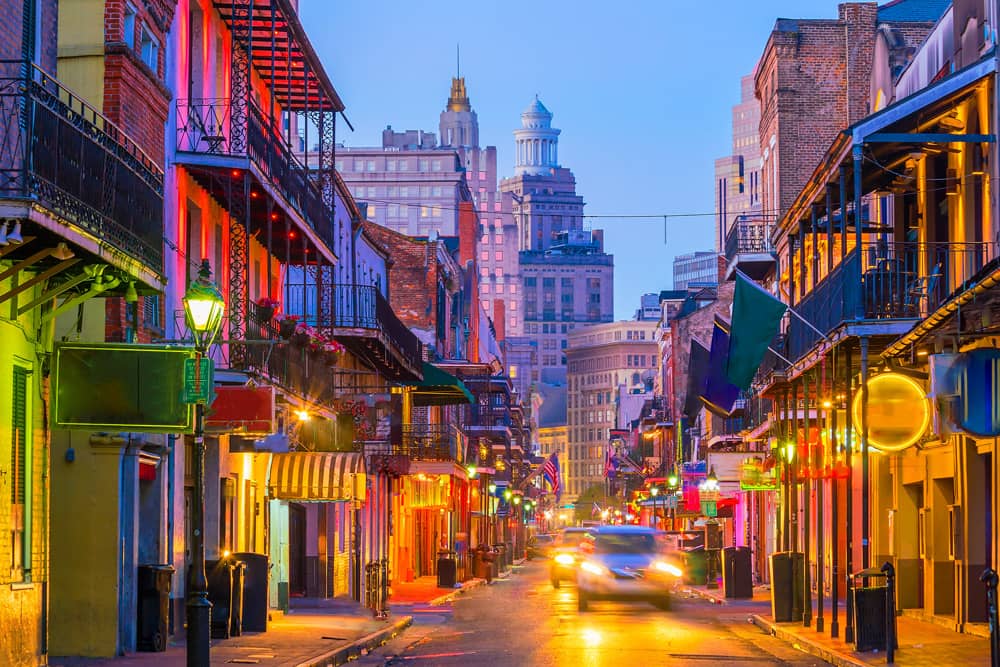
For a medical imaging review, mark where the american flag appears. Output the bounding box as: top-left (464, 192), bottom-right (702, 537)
top-left (542, 453), bottom-right (561, 500)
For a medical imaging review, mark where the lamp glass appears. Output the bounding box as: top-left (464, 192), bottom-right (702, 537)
top-left (183, 261), bottom-right (226, 349)
top-left (650, 486), bottom-right (659, 497)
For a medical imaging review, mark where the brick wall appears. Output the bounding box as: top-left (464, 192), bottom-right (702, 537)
top-left (0, 0), bottom-right (57, 68)
top-left (757, 3), bottom-right (934, 223)
top-left (362, 222), bottom-right (438, 336)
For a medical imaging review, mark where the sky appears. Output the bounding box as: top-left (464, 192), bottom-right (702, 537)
top-left (300, 0), bottom-right (835, 320)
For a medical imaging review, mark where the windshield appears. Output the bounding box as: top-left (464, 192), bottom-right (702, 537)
top-left (560, 531), bottom-right (588, 546)
top-left (594, 533), bottom-right (656, 554)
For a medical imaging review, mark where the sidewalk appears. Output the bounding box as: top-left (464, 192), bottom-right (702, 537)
top-left (685, 584), bottom-right (991, 666)
top-left (49, 598), bottom-right (411, 667)
top-left (390, 575), bottom-right (487, 606)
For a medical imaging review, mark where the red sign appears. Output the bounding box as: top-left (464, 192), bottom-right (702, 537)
top-left (206, 385), bottom-right (275, 435)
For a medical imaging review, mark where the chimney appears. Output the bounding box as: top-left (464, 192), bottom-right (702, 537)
top-left (458, 201), bottom-right (478, 265)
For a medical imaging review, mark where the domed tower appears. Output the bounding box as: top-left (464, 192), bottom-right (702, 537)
top-left (514, 96), bottom-right (560, 176)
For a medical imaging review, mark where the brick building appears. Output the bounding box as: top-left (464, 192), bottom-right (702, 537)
top-left (756, 1), bottom-right (942, 224)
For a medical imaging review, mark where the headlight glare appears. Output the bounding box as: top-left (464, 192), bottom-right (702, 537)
top-left (653, 560), bottom-right (683, 577)
top-left (555, 553), bottom-right (575, 566)
top-left (581, 561), bottom-right (608, 577)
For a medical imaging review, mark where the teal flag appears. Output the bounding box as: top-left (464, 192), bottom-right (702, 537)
top-left (727, 272), bottom-right (788, 390)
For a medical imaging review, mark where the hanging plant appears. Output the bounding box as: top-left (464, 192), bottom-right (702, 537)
top-left (255, 296), bottom-right (280, 322)
top-left (278, 315), bottom-right (299, 340)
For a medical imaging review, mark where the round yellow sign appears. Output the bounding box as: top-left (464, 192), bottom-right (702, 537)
top-left (851, 372), bottom-right (929, 452)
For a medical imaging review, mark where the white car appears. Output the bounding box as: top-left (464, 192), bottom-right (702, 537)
top-left (575, 525), bottom-right (683, 612)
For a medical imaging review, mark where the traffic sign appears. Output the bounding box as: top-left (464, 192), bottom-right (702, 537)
top-left (182, 357), bottom-right (213, 404)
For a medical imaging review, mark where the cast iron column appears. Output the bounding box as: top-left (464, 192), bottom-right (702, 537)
top-left (186, 351), bottom-right (211, 667)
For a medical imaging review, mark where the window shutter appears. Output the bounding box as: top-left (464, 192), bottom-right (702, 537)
top-left (11, 366), bottom-right (27, 505)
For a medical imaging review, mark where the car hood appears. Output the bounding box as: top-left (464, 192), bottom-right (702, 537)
top-left (589, 553), bottom-right (656, 570)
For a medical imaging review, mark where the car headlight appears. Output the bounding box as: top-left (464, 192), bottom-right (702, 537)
top-left (581, 561), bottom-right (609, 577)
top-left (554, 553), bottom-right (575, 566)
top-left (653, 561), bottom-right (683, 578)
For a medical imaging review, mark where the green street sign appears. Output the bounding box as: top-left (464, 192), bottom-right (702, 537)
top-left (182, 357), bottom-right (213, 404)
top-left (701, 500), bottom-right (717, 517)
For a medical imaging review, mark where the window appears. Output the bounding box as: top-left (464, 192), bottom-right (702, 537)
top-left (481, 284), bottom-right (489, 294)
top-left (388, 204), bottom-right (399, 217)
top-left (398, 160), bottom-right (409, 171)
top-left (124, 3), bottom-right (137, 48)
top-left (510, 284), bottom-right (517, 294)
top-left (386, 160), bottom-right (396, 171)
top-left (510, 301), bottom-right (517, 311)
top-left (139, 25), bottom-right (159, 73)
top-left (388, 186), bottom-right (399, 197)
top-left (479, 171), bottom-right (487, 180)
top-left (481, 251), bottom-right (489, 261)
top-left (495, 251), bottom-right (503, 261)
top-left (433, 186), bottom-right (443, 197)
top-left (366, 160), bottom-right (375, 172)
top-left (481, 234), bottom-right (489, 246)
top-left (421, 206), bottom-right (431, 218)
top-left (419, 159), bottom-right (429, 171)
top-left (143, 295), bottom-right (162, 331)
top-left (480, 267), bottom-right (489, 277)
top-left (510, 317), bottom-right (517, 328)
top-left (353, 159), bottom-right (364, 172)
top-left (494, 233), bottom-right (503, 244)
top-left (10, 365), bottom-right (29, 577)
top-left (481, 300), bottom-right (490, 311)
top-left (496, 284), bottom-right (504, 294)
top-left (420, 186), bottom-right (431, 197)
top-left (494, 202), bottom-right (501, 212)
top-left (400, 186), bottom-right (409, 197)
top-left (432, 160), bottom-right (442, 172)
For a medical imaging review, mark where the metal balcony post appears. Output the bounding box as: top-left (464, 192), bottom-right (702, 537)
top-left (853, 145), bottom-right (864, 320)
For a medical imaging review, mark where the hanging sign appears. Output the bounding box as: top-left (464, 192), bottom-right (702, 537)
top-left (852, 372), bottom-right (929, 452)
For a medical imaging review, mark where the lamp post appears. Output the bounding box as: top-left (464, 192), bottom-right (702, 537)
top-left (182, 260), bottom-right (225, 667)
top-left (668, 466), bottom-right (679, 531)
top-left (650, 486), bottom-right (659, 528)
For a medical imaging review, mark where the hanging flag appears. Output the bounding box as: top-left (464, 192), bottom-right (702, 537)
top-left (727, 271), bottom-right (788, 390)
top-left (542, 453), bottom-right (562, 500)
top-left (684, 339), bottom-right (711, 418)
top-left (701, 316), bottom-right (741, 417)
top-left (604, 445), bottom-right (617, 479)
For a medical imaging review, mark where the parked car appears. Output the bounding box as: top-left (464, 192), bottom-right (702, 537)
top-left (550, 527), bottom-right (590, 588)
top-left (527, 533), bottom-right (556, 560)
top-left (575, 525), bottom-right (683, 612)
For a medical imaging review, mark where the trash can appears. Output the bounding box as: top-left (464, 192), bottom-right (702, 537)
top-left (137, 564), bottom-right (174, 652)
top-left (493, 543), bottom-right (506, 570)
top-left (769, 552), bottom-right (804, 622)
top-left (229, 559), bottom-right (246, 637)
top-left (681, 547), bottom-right (707, 585)
top-left (437, 550), bottom-right (457, 588)
top-left (206, 559), bottom-right (235, 639)
top-left (723, 547), bottom-right (753, 599)
top-left (232, 553), bottom-right (268, 632)
top-left (851, 567), bottom-right (897, 652)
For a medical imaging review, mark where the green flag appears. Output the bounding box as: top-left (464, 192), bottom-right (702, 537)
top-left (726, 271), bottom-right (788, 390)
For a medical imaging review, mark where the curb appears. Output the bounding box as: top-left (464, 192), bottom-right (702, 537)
top-left (295, 615), bottom-right (413, 667)
top-left (427, 578), bottom-right (487, 606)
top-left (750, 614), bottom-right (867, 667)
top-left (684, 586), bottom-right (726, 605)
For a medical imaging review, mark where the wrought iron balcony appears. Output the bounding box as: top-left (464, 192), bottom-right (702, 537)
top-left (788, 240), bottom-right (995, 361)
top-left (0, 61), bottom-right (164, 274)
top-left (175, 98), bottom-right (334, 251)
top-left (399, 424), bottom-right (464, 463)
top-left (285, 283), bottom-right (423, 379)
top-left (724, 216), bottom-right (775, 280)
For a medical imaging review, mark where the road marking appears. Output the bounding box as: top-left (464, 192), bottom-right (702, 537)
top-left (666, 654), bottom-right (781, 662)
top-left (401, 651), bottom-right (477, 660)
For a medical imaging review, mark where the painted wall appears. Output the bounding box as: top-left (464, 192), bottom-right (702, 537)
top-left (55, 0), bottom-right (106, 110)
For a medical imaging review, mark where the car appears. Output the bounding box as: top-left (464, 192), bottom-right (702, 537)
top-left (549, 526), bottom-right (591, 588)
top-left (527, 533), bottom-right (556, 560)
top-left (575, 525), bottom-right (683, 612)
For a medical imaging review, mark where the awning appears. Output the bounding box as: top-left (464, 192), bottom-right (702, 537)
top-left (409, 362), bottom-right (475, 407)
top-left (269, 452), bottom-right (365, 501)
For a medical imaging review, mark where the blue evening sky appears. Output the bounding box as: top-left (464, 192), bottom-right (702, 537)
top-left (301, 0), bottom-right (834, 319)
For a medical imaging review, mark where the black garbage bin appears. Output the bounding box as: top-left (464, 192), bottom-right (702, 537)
top-left (851, 567), bottom-right (897, 652)
top-left (769, 552), bottom-right (804, 622)
top-left (233, 553), bottom-right (268, 632)
top-left (723, 546), bottom-right (753, 599)
top-left (437, 550), bottom-right (457, 588)
top-left (229, 559), bottom-right (246, 637)
top-left (206, 559), bottom-right (235, 639)
top-left (137, 564), bottom-right (174, 652)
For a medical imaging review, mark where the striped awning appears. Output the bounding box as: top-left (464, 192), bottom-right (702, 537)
top-left (269, 452), bottom-right (366, 501)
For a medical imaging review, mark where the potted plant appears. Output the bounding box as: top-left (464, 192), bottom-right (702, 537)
top-left (278, 314), bottom-right (299, 340)
top-left (322, 339), bottom-right (345, 367)
top-left (255, 296), bottom-right (280, 322)
top-left (290, 321), bottom-right (314, 347)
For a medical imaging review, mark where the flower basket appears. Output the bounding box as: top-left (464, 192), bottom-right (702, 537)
top-left (278, 318), bottom-right (298, 340)
top-left (256, 304), bottom-right (276, 322)
top-left (290, 331), bottom-right (310, 347)
top-left (324, 351), bottom-right (340, 367)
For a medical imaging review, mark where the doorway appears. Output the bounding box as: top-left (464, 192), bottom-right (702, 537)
top-left (289, 503), bottom-right (306, 596)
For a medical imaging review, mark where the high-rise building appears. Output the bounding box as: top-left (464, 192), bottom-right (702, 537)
top-left (565, 320), bottom-right (658, 499)
top-left (339, 76), bottom-right (521, 336)
top-left (501, 98), bottom-right (613, 387)
top-left (714, 71), bottom-right (762, 253)
top-left (672, 251), bottom-right (721, 290)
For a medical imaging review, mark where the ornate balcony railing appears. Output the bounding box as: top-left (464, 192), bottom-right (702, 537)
top-left (399, 424), bottom-right (464, 463)
top-left (175, 98), bottom-right (334, 251)
top-left (285, 283), bottom-right (423, 373)
top-left (724, 217), bottom-right (774, 260)
top-left (0, 60), bottom-right (164, 273)
top-left (789, 241), bottom-right (995, 361)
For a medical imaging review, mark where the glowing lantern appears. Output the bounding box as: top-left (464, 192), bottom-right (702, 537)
top-left (852, 372), bottom-right (930, 452)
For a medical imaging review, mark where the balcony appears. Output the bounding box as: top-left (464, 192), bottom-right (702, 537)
top-left (724, 216), bottom-right (775, 281)
top-left (788, 240), bottom-right (994, 361)
top-left (175, 98), bottom-right (335, 254)
top-left (0, 61), bottom-right (163, 279)
top-left (285, 283), bottom-right (423, 380)
top-left (241, 307), bottom-right (337, 405)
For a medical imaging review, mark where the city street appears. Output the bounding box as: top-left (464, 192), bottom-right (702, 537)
top-left (360, 563), bottom-right (829, 666)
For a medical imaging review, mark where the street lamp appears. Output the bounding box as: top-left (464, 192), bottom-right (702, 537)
top-left (182, 259), bottom-right (225, 667)
top-left (650, 486), bottom-right (659, 528)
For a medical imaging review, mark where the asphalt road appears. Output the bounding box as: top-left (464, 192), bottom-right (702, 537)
top-left (357, 561), bottom-right (831, 666)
